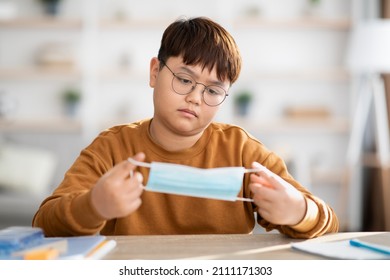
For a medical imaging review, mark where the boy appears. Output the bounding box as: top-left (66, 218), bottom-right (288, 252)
top-left (33, 17), bottom-right (338, 238)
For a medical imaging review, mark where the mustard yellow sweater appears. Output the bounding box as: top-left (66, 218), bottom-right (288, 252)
top-left (32, 119), bottom-right (338, 238)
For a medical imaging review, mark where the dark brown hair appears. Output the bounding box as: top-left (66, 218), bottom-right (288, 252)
top-left (157, 16), bottom-right (242, 84)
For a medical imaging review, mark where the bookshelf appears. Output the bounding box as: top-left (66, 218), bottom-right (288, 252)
top-left (0, 0), bottom-right (353, 229)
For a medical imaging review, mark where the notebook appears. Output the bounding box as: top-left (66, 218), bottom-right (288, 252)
top-left (48, 235), bottom-right (116, 260)
top-left (291, 232), bottom-right (390, 260)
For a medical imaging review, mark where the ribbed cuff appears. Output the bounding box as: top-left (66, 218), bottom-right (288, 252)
top-left (71, 191), bottom-right (106, 230)
top-left (290, 197), bottom-right (319, 233)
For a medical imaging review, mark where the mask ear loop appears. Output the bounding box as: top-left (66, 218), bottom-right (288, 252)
top-left (128, 158), bottom-right (151, 168)
top-left (127, 158), bottom-right (151, 178)
top-left (238, 168), bottom-right (266, 203)
top-left (245, 167), bottom-right (265, 174)
top-left (236, 197), bottom-right (254, 202)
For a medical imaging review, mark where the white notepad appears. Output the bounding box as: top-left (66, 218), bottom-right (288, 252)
top-left (291, 233), bottom-right (390, 260)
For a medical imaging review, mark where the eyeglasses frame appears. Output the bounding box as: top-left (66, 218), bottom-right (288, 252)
top-left (160, 60), bottom-right (229, 107)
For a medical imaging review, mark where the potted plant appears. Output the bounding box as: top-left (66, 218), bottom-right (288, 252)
top-left (37, 0), bottom-right (62, 16)
top-left (306, 0), bottom-right (322, 17)
top-left (62, 88), bottom-right (81, 117)
top-left (234, 90), bottom-right (253, 117)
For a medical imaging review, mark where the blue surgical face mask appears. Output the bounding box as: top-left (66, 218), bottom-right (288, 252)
top-left (128, 158), bottom-right (256, 202)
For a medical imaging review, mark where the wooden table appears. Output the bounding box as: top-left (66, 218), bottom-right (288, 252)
top-left (103, 231), bottom-right (383, 260)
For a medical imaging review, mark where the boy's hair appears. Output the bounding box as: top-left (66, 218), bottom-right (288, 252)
top-left (157, 16), bottom-right (241, 84)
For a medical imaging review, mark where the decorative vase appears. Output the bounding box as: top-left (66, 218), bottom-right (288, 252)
top-left (42, 1), bottom-right (61, 16)
top-left (65, 102), bottom-right (79, 118)
top-left (235, 102), bottom-right (250, 117)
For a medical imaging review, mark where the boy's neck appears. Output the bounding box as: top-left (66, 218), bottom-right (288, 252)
top-left (148, 119), bottom-right (204, 152)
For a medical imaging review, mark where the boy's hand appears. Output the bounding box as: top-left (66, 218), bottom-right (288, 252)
top-left (249, 162), bottom-right (306, 226)
top-left (91, 152), bottom-right (145, 220)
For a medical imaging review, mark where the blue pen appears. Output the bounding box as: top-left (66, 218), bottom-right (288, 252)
top-left (349, 239), bottom-right (390, 255)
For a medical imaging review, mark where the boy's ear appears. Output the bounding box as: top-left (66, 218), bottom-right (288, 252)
top-left (149, 57), bottom-right (160, 87)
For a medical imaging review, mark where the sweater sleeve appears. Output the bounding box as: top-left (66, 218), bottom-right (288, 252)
top-left (258, 194), bottom-right (339, 239)
top-left (250, 147), bottom-right (339, 238)
top-left (32, 142), bottom-right (111, 237)
top-left (289, 197), bottom-right (320, 232)
top-left (32, 190), bottom-right (106, 237)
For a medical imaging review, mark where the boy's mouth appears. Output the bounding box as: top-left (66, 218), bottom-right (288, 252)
top-left (178, 108), bottom-right (198, 118)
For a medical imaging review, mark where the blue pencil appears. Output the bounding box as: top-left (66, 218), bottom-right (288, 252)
top-left (349, 239), bottom-right (390, 255)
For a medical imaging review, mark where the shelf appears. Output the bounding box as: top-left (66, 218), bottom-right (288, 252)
top-left (240, 68), bottom-right (350, 82)
top-left (0, 67), bottom-right (81, 81)
top-left (98, 68), bottom-right (148, 81)
top-left (98, 67), bottom-right (350, 82)
top-left (0, 9), bottom-right (352, 137)
top-left (0, 67), bottom-right (349, 82)
top-left (99, 18), bottom-right (171, 29)
top-left (361, 152), bottom-right (385, 168)
top-left (233, 17), bottom-right (352, 30)
top-left (0, 118), bottom-right (82, 133)
top-left (233, 117), bottom-right (350, 134)
top-left (311, 167), bottom-right (347, 185)
top-left (97, 17), bottom-right (352, 30)
top-left (0, 17), bottom-right (82, 29)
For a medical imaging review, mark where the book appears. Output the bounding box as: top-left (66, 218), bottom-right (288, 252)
top-left (0, 226), bottom-right (44, 254)
top-left (12, 238), bottom-right (68, 258)
top-left (0, 226), bottom-right (116, 260)
top-left (85, 239), bottom-right (117, 260)
top-left (291, 232), bottom-right (390, 260)
top-left (53, 235), bottom-right (116, 260)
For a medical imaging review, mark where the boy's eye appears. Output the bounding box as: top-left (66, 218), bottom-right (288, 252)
top-left (206, 87), bottom-right (223, 96)
top-left (206, 88), bottom-right (217, 95)
top-left (177, 76), bottom-right (193, 85)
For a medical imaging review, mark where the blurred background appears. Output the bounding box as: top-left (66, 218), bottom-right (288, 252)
top-left (0, 0), bottom-right (389, 232)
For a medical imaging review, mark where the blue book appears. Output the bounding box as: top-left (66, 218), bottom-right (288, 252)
top-left (0, 227), bottom-right (116, 260)
top-left (0, 226), bottom-right (44, 255)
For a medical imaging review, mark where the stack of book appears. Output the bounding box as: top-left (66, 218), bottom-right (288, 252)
top-left (0, 226), bottom-right (116, 260)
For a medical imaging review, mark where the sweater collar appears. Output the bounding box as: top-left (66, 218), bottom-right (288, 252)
top-left (141, 118), bottom-right (213, 160)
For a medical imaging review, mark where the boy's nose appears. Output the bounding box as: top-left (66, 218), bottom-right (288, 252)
top-left (185, 84), bottom-right (205, 105)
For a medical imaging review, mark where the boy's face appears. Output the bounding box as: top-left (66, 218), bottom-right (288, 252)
top-left (149, 56), bottom-right (230, 137)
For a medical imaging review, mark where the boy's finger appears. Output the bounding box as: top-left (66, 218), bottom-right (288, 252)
top-left (131, 152), bottom-right (146, 163)
top-left (128, 152), bottom-right (146, 177)
top-left (109, 152), bottom-right (145, 179)
top-left (251, 162), bottom-right (284, 189)
top-left (250, 183), bottom-right (274, 201)
top-left (250, 173), bottom-right (274, 188)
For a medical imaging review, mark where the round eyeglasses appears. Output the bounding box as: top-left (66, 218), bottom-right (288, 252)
top-left (161, 61), bottom-right (228, 107)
